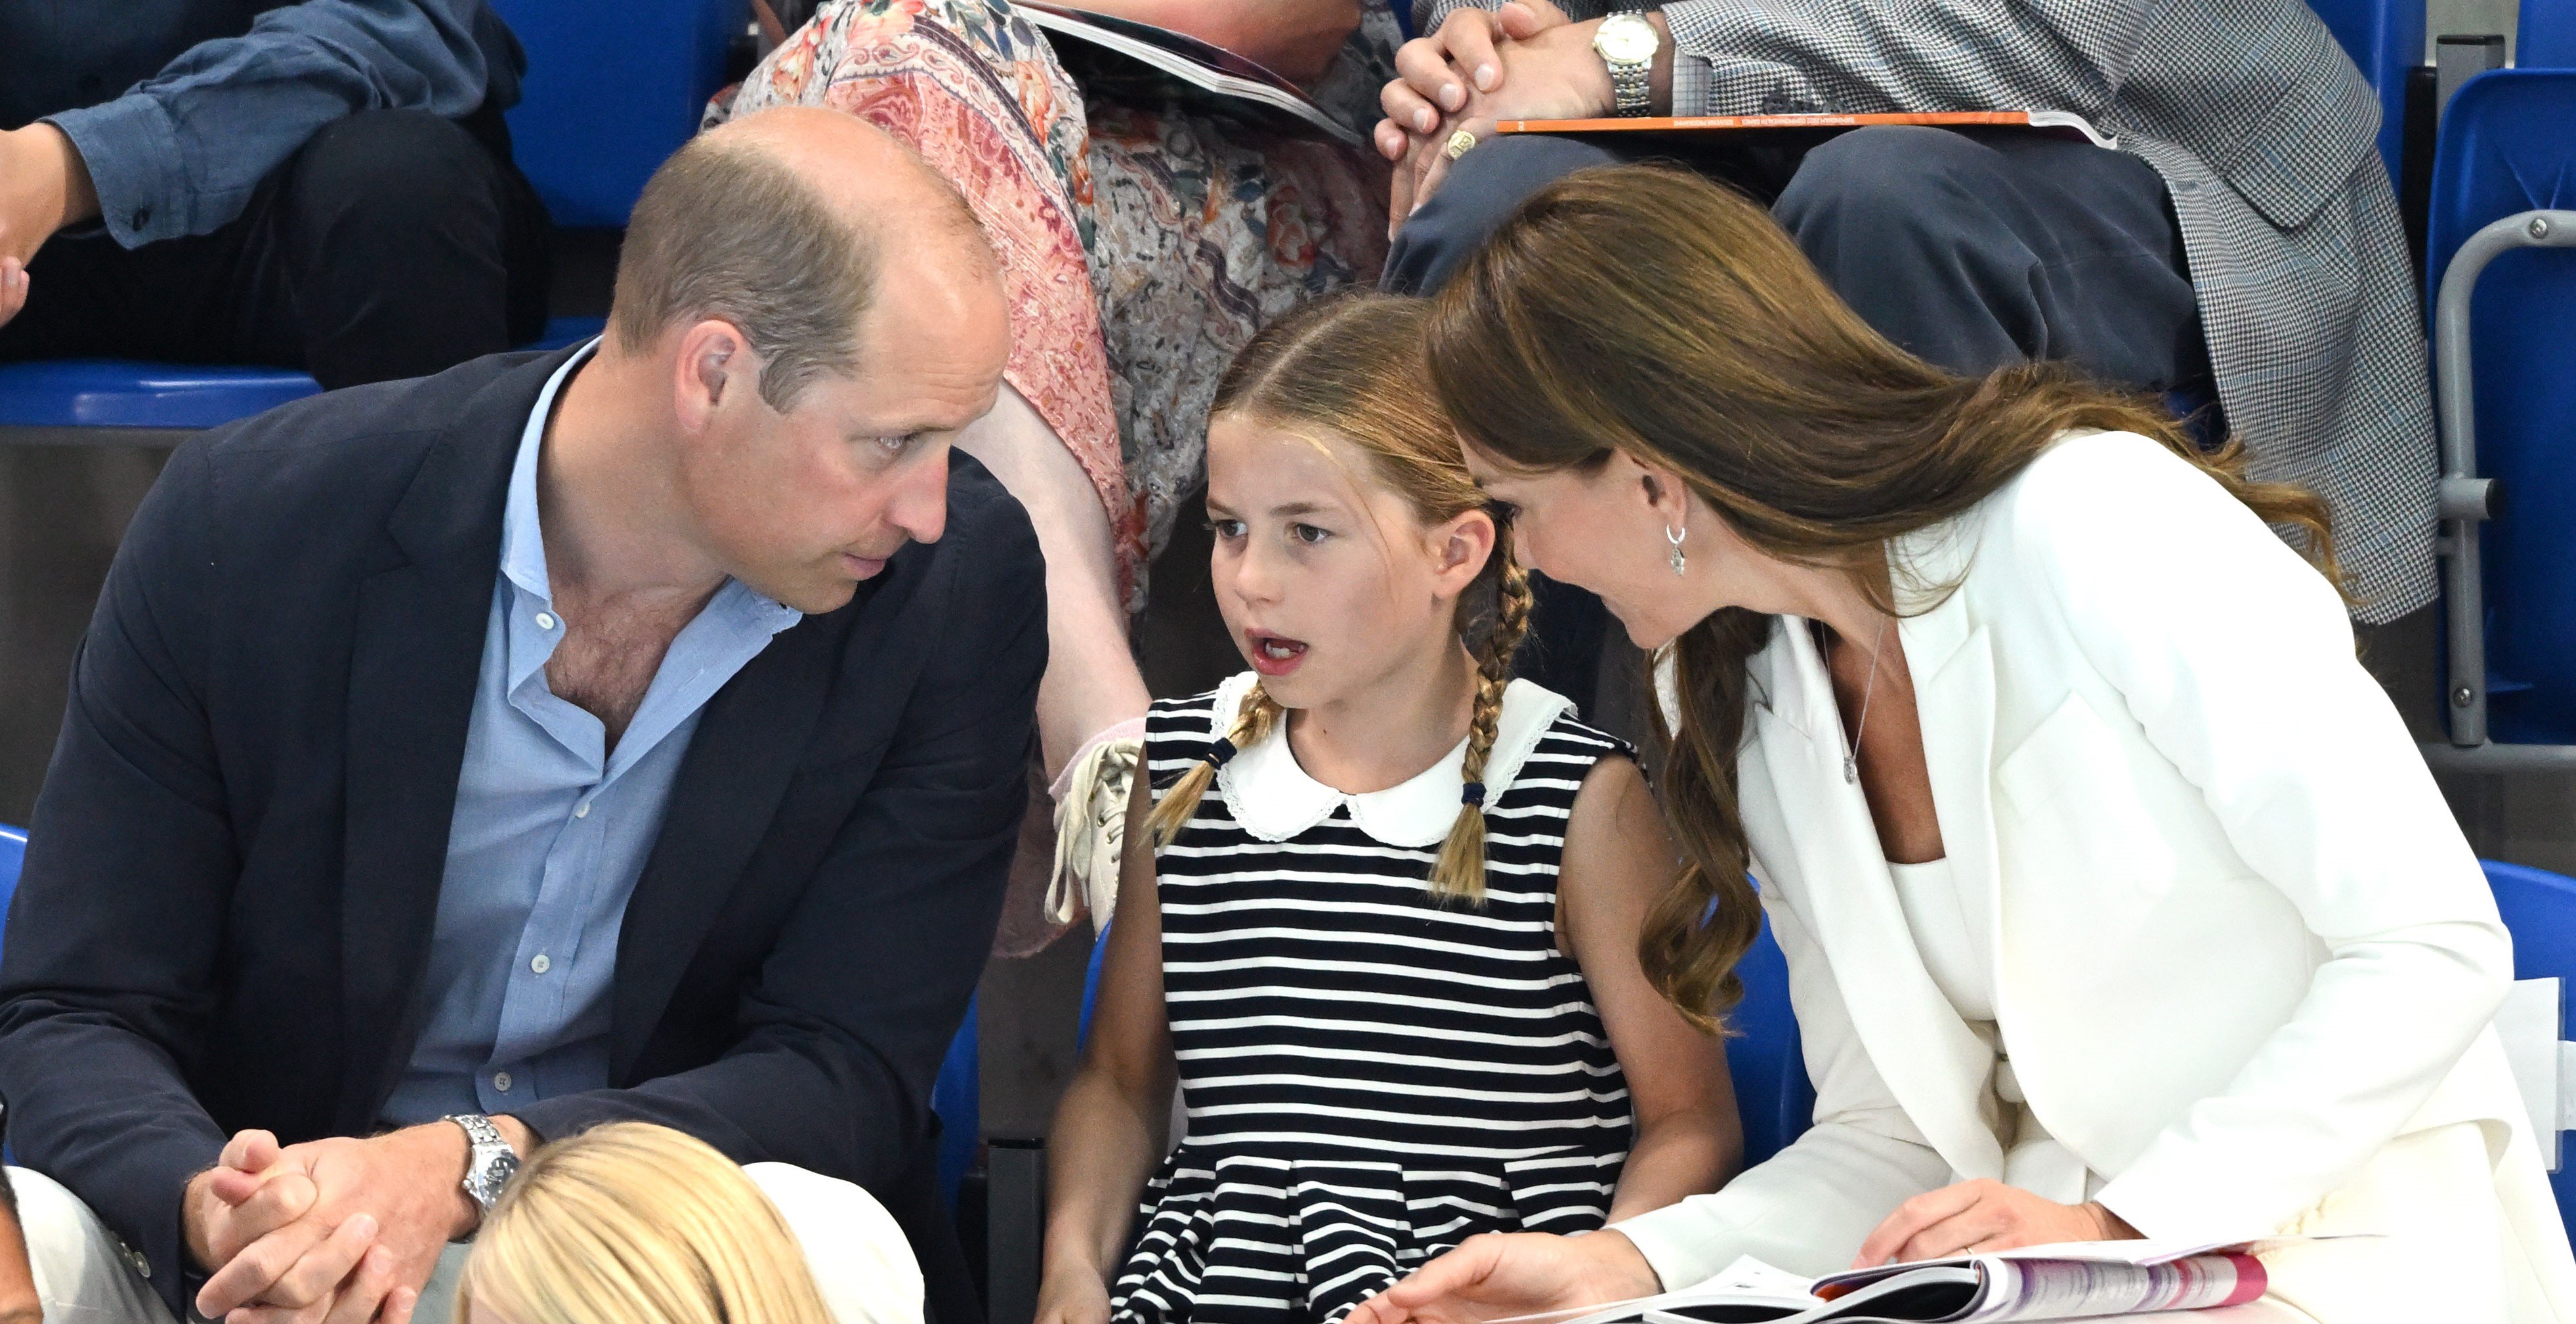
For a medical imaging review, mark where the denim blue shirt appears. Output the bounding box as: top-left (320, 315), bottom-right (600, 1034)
top-left (381, 342), bottom-right (805, 1126)
top-left (6, 0), bottom-right (515, 247)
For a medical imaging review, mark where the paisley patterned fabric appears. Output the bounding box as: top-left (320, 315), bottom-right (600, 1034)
top-left (714, 0), bottom-right (1395, 607)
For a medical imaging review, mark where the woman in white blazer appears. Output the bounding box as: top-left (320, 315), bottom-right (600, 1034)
top-left (1346, 165), bottom-right (2576, 1324)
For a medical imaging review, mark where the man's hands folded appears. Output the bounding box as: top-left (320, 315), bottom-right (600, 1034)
top-left (186, 1119), bottom-right (528, 1324)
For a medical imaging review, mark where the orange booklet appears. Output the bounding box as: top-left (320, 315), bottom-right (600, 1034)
top-left (1494, 109), bottom-right (2117, 150)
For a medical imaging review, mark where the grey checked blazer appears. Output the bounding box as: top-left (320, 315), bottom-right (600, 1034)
top-left (1418, 0), bottom-right (2437, 622)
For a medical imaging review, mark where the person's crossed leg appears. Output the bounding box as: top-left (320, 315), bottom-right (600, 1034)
top-left (0, 107), bottom-right (546, 390)
top-left (1387, 125), bottom-right (2207, 391)
top-left (1383, 124), bottom-right (2214, 706)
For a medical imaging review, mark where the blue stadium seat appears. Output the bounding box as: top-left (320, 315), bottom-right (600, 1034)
top-left (2418, 70), bottom-right (2576, 769)
top-left (1078, 920), bottom-right (1112, 1050)
top-left (489, 0), bottom-right (748, 228)
top-left (933, 995), bottom-right (981, 1211)
top-left (2482, 861), bottom-right (2576, 1232)
top-left (0, 318), bottom-right (607, 436)
top-left (2306, 0), bottom-right (2426, 182)
top-left (0, 362), bottom-right (323, 430)
top-left (2523, 0), bottom-right (2576, 69)
top-left (1731, 911), bottom-right (1816, 1168)
top-left (0, 823), bottom-right (22, 962)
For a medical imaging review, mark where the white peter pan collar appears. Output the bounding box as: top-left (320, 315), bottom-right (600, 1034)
top-left (1208, 670), bottom-right (1574, 847)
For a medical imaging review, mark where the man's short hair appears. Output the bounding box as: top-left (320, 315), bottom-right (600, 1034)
top-left (609, 134), bottom-right (878, 413)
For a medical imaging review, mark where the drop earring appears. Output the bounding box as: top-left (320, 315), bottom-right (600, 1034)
top-left (1666, 522), bottom-right (1687, 576)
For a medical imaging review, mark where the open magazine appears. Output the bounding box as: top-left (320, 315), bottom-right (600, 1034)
top-left (1015, 3), bottom-right (1362, 145)
top-left (1492, 110), bottom-right (2117, 151)
top-left (1501, 1238), bottom-right (2338, 1324)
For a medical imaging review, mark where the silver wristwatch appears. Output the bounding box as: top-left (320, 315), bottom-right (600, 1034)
top-left (446, 1113), bottom-right (521, 1225)
top-left (1593, 12), bottom-right (1660, 117)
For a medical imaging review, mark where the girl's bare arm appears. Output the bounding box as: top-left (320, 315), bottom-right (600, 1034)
top-left (1036, 773), bottom-right (1180, 1324)
top-left (1559, 756), bottom-right (1743, 1222)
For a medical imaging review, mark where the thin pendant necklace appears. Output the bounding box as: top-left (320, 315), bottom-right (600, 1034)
top-left (1824, 616), bottom-right (1891, 784)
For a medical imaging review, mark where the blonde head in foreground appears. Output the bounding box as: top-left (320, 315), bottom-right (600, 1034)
top-left (456, 1122), bottom-right (836, 1324)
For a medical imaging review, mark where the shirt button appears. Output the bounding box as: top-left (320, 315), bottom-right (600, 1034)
top-left (535, 612), bottom-right (557, 630)
top-left (131, 207), bottom-right (152, 230)
top-left (493, 1071), bottom-right (513, 1092)
top-left (574, 801), bottom-right (591, 819)
top-left (530, 953), bottom-right (551, 974)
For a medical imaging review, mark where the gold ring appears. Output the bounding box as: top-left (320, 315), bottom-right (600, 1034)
top-left (1444, 127), bottom-right (1479, 161)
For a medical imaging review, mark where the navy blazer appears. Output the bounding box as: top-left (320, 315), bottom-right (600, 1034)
top-left (0, 346), bottom-right (1044, 1314)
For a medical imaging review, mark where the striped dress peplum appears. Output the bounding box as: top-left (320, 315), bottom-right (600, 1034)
top-left (1115, 671), bottom-right (1636, 1324)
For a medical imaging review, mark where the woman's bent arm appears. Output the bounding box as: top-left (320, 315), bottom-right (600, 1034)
top-left (2012, 433), bottom-right (2513, 1239)
top-left (1560, 756), bottom-right (1741, 1222)
top-left (1038, 775), bottom-right (1181, 1324)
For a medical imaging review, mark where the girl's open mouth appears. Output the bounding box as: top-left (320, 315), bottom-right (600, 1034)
top-left (1246, 630), bottom-right (1309, 677)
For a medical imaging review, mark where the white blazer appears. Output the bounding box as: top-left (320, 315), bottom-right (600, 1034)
top-left (1611, 432), bottom-right (2576, 1309)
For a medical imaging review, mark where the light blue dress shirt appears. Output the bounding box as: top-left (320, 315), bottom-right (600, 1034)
top-left (382, 343), bottom-right (805, 1126)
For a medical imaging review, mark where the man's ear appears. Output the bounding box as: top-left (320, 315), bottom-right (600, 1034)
top-left (671, 318), bottom-right (757, 434)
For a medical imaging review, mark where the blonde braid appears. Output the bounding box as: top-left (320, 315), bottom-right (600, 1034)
top-left (1428, 546), bottom-right (1536, 903)
top-left (1146, 683), bottom-right (1286, 849)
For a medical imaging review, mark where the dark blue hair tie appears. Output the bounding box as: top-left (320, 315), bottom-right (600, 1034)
top-left (1460, 781), bottom-right (1487, 807)
top-left (1206, 738), bottom-right (1240, 769)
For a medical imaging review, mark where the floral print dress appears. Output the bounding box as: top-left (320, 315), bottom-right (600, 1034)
top-left (711, 0), bottom-right (1397, 607)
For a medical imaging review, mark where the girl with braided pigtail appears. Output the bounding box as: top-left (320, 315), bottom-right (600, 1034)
top-left (1040, 291), bottom-right (1739, 1324)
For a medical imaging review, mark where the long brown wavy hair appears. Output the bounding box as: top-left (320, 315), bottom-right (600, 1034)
top-left (1147, 291), bottom-right (1534, 903)
top-left (1424, 165), bottom-right (2341, 1033)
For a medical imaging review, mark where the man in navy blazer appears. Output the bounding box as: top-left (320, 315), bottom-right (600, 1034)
top-left (0, 108), bottom-right (1040, 1324)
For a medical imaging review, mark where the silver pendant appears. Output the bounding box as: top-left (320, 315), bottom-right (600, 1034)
top-left (1670, 544), bottom-right (1687, 576)
top-left (1843, 754), bottom-right (1859, 784)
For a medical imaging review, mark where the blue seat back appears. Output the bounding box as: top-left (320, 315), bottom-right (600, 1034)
top-left (0, 318), bottom-right (604, 431)
top-left (1729, 911), bottom-right (1816, 1168)
top-left (488, 0), bottom-right (746, 228)
top-left (932, 996), bottom-right (980, 1210)
top-left (2305, 0), bottom-right (2424, 182)
top-left (0, 361), bottom-right (320, 429)
top-left (2524, 0), bottom-right (2576, 69)
top-left (2484, 861), bottom-right (2576, 1229)
top-left (1078, 921), bottom-right (1113, 1051)
top-left (0, 824), bottom-right (22, 964)
top-left (2426, 70), bottom-right (2576, 742)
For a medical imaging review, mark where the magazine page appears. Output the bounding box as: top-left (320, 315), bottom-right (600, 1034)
top-left (1487, 1256), bottom-right (1822, 1324)
top-left (1014, 3), bottom-right (1361, 144)
top-left (1503, 1237), bottom-right (2359, 1324)
top-left (1647, 1253), bottom-right (2254, 1324)
top-left (1958, 1254), bottom-right (2266, 1321)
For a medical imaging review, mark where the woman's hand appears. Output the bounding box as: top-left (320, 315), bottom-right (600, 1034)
top-left (1347, 1231), bottom-right (1660, 1324)
top-left (1034, 1262), bottom-right (1115, 1324)
top-left (1853, 1180), bottom-right (2142, 1268)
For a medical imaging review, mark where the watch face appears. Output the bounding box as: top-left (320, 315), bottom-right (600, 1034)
top-left (1596, 14), bottom-right (1658, 63)
top-left (469, 1148), bottom-right (522, 1208)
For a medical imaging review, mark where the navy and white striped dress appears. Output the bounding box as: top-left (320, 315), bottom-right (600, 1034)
top-left (1112, 672), bottom-right (1636, 1324)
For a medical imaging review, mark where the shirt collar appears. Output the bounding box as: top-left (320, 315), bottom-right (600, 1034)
top-left (497, 338), bottom-right (800, 635)
top-left (1210, 670), bottom-right (1574, 848)
top-left (499, 340), bottom-right (598, 607)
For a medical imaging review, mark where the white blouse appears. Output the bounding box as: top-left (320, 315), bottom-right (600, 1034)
top-left (1886, 857), bottom-right (1993, 1023)
top-left (1884, 854), bottom-right (2094, 1203)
